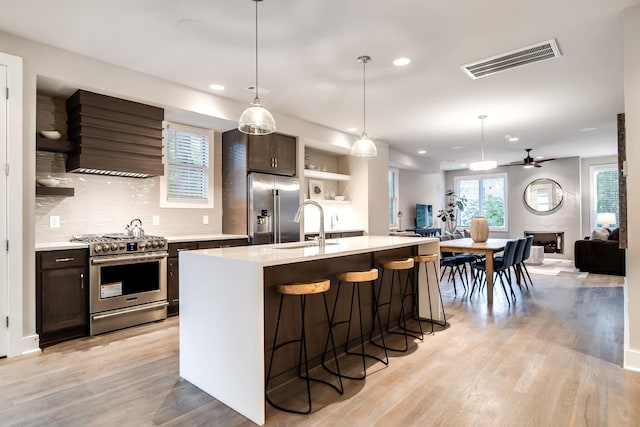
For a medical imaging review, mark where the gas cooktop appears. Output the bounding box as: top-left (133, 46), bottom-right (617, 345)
top-left (71, 234), bottom-right (167, 255)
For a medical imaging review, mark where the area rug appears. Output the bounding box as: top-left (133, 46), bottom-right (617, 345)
top-left (526, 259), bottom-right (588, 278)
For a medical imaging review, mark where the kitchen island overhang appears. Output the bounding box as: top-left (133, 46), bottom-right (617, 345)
top-left (179, 235), bottom-right (441, 425)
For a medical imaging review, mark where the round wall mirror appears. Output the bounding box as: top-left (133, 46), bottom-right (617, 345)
top-left (523, 178), bottom-right (564, 213)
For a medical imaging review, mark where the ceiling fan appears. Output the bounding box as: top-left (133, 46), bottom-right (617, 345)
top-left (509, 148), bottom-right (556, 168)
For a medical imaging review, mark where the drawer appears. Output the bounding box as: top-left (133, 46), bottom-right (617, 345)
top-left (39, 249), bottom-right (88, 270)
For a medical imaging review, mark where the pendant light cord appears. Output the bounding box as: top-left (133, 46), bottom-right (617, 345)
top-left (362, 59), bottom-right (366, 133)
top-left (479, 115), bottom-right (487, 162)
top-left (254, 0), bottom-right (259, 102)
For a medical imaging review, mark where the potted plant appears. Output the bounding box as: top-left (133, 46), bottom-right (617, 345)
top-left (436, 190), bottom-right (468, 234)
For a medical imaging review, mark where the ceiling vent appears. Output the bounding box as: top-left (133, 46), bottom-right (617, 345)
top-left (461, 39), bottom-right (561, 79)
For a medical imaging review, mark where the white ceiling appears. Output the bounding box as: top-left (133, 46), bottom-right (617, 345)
top-left (2, 0), bottom-right (638, 171)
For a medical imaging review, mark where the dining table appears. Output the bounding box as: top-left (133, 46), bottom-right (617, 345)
top-left (438, 238), bottom-right (511, 305)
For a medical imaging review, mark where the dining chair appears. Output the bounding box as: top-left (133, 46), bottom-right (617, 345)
top-left (471, 239), bottom-right (518, 304)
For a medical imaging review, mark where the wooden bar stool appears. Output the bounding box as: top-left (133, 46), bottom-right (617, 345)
top-left (265, 279), bottom-right (343, 415)
top-left (414, 254), bottom-right (446, 335)
top-left (322, 268), bottom-right (388, 381)
top-left (373, 257), bottom-right (423, 352)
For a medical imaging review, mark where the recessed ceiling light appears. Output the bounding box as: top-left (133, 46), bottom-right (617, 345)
top-left (536, 156), bottom-right (545, 159)
top-left (393, 57), bottom-right (411, 66)
top-left (505, 134), bottom-right (519, 142)
top-left (418, 150), bottom-right (427, 155)
top-left (450, 145), bottom-right (462, 150)
top-left (347, 127), bottom-right (358, 132)
top-left (459, 163), bottom-right (468, 167)
top-left (316, 82), bottom-right (337, 91)
top-left (209, 84), bottom-right (225, 91)
top-left (580, 127), bottom-right (597, 132)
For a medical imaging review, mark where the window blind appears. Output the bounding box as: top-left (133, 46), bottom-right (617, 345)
top-left (165, 128), bottom-right (210, 203)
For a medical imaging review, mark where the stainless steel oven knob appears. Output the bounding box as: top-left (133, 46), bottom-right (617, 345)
top-left (103, 244), bottom-right (110, 252)
top-left (120, 243), bottom-right (126, 250)
top-left (94, 245), bottom-right (101, 253)
top-left (111, 243), bottom-right (118, 251)
top-left (151, 241), bottom-right (158, 248)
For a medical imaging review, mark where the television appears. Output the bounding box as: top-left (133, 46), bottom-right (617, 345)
top-left (415, 204), bottom-right (433, 228)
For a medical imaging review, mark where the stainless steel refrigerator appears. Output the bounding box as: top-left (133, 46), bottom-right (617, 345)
top-left (248, 173), bottom-right (300, 245)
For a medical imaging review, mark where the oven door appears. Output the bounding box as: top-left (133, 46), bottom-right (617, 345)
top-left (89, 251), bottom-right (168, 314)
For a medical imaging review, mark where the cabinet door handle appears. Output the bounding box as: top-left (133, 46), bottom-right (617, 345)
top-left (55, 257), bottom-right (75, 263)
top-left (80, 273), bottom-right (84, 290)
top-left (274, 157), bottom-right (278, 168)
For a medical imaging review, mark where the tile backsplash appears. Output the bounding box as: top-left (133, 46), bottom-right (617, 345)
top-left (35, 93), bottom-right (225, 243)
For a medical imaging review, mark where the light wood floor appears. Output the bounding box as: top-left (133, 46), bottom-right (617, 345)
top-left (2, 266), bottom-right (639, 426)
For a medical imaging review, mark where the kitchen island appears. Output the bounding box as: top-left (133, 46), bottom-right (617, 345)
top-left (179, 235), bottom-right (440, 425)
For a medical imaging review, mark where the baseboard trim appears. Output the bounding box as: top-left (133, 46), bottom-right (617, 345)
top-left (21, 334), bottom-right (41, 356)
top-left (624, 347), bottom-right (640, 372)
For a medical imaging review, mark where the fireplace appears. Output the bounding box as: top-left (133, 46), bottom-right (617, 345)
top-left (524, 231), bottom-right (564, 254)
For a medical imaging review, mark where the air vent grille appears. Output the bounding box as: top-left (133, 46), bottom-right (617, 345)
top-left (461, 39), bottom-right (561, 79)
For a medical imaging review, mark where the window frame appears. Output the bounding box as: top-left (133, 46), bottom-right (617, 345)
top-left (454, 172), bottom-right (508, 232)
top-left (589, 163), bottom-right (619, 230)
top-left (388, 167), bottom-right (400, 228)
top-left (160, 121), bottom-right (215, 209)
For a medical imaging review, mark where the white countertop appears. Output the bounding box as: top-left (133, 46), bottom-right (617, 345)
top-left (36, 234), bottom-right (248, 251)
top-left (182, 235), bottom-right (437, 267)
top-left (165, 234), bottom-right (248, 243)
top-left (35, 241), bottom-right (89, 251)
top-left (304, 228), bottom-right (363, 235)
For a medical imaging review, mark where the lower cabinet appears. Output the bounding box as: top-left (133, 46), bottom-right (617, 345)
top-left (36, 249), bottom-right (89, 348)
top-left (167, 238), bottom-right (248, 316)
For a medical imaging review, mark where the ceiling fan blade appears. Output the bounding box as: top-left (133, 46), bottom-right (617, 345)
top-left (534, 158), bottom-right (556, 163)
top-left (509, 161), bottom-right (525, 165)
top-left (534, 163), bottom-right (542, 168)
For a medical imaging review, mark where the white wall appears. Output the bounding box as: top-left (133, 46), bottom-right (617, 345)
top-left (444, 158), bottom-right (582, 259)
top-left (0, 30), bottom-right (390, 355)
top-left (398, 169), bottom-right (444, 230)
top-left (623, 6), bottom-right (640, 372)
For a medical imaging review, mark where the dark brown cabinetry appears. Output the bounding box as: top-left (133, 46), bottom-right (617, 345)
top-left (305, 230), bottom-right (364, 240)
top-left (36, 249), bottom-right (89, 348)
top-left (247, 133), bottom-right (296, 176)
top-left (167, 238), bottom-right (248, 316)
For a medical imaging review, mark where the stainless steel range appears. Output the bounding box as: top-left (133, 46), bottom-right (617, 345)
top-left (71, 233), bottom-right (168, 335)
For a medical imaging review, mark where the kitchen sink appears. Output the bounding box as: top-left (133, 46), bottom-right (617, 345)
top-left (273, 241), bottom-right (340, 249)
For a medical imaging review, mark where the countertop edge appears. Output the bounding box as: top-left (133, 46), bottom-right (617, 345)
top-left (182, 236), bottom-right (439, 267)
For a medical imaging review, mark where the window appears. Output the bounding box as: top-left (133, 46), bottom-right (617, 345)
top-left (590, 164), bottom-right (619, 229)
top-left (160, 122), bottom-right (214, 208)
top-left (389, 168), bottom-right (399, 227)
top-left (454, 173), bottom-right (508, 231)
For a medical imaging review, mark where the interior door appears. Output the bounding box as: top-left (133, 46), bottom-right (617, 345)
top-left (0, 64), bottom-right (8, 357)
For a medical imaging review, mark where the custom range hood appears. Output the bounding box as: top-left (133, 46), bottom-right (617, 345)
top-left (66, 90), bottom-right (164, 178)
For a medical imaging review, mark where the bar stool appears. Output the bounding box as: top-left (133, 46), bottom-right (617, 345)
top-left (414, 254), bottom-right (446, 335)
top-left (265, 279), bottom-right (343, 415)
top-left (322, 268), bottom-right (388, 381)
top-left (373, 257), bottom-right (422, 352)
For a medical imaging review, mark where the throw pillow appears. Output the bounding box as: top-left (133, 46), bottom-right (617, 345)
top-left (463, 229), bottom-right (471, 238)
top-left (608, 228), bottom-right (620, 241)
top-left (453, 230), bottom-right (464, 239)
top-left (590, 228), bottom-right (610, 241)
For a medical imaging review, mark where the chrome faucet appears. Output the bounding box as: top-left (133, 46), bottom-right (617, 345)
top-left (294, 200), bottom-right (325, 247)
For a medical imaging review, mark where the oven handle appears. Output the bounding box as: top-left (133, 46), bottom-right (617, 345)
top-left (90, 252), bottom-right (168, 265)
top-left (91, 301), bottom-right (169, 320)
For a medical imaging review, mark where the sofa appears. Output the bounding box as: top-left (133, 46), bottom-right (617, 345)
top-left (574, 228), bottom-right (625, 276)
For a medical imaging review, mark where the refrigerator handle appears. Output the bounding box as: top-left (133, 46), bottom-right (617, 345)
top-left (274, 189), bottom-right (281, 243)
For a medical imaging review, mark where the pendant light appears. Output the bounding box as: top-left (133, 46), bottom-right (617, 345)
top-left (351, 55), bottom-right (377, 157)
top-left (469, 115), bottom-right (497, 171)
top-left (238, 0), bottom-right (276, 135)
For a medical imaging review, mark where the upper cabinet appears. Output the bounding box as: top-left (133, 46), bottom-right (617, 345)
top-left (247, 133), bottom-right (296, 176)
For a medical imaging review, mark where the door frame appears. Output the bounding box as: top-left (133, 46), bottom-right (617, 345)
top-left (0, 51), bottom-right (24, 358)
